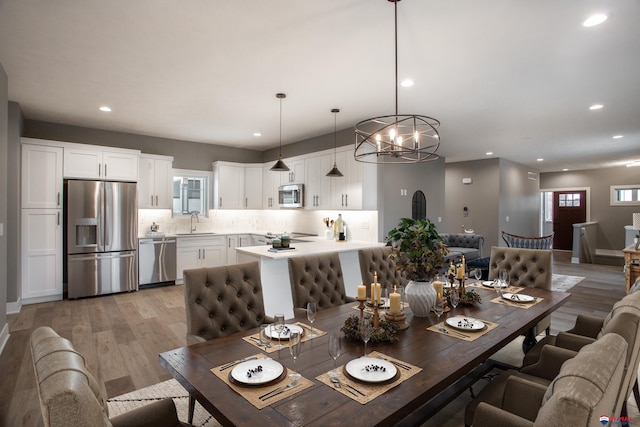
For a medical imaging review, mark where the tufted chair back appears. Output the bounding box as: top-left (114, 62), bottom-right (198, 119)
top-left (488, 246), bottom-right (552, 289)
top-left (183, 262), bottom-right (268, 345)
top-left (288, 253), bottom-right (354, 317)
top-left (502, 231), bottom-right (554, 249)
top-left (358, 247), bottom-right (407, 298)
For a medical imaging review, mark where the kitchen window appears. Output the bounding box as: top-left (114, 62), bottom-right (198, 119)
top-left (172, 169), bottom-right (211, 216)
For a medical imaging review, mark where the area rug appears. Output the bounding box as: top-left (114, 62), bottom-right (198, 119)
top-left (551, 273), bottom-right (585, 292)
top-left (107, 379), bottom-right (221, 427)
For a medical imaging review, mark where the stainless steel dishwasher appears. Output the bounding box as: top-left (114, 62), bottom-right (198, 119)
top-left (138, 236), bottom-right (177, 287)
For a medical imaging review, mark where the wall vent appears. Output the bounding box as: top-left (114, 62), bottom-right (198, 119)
top-left (528, 172), bottom-right (538, 181)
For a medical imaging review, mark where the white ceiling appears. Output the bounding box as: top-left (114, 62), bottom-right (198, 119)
top-left (1, 1), bottom-right (639, 172)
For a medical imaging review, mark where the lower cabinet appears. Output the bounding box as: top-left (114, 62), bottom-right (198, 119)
top-left (21, 208), bottom-right (63, 303)
top-left (176, 235), bottom-right (226, 284)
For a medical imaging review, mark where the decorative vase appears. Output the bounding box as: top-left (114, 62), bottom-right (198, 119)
top-left (405, 280), bottom-right (437, 317)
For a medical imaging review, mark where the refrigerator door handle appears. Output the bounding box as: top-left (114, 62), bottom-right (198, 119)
top-left (69, 252), bottom-right (135, 261)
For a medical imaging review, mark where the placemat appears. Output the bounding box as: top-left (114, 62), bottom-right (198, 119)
top-left (242, 322), bottom-right (327, 354)
top-left (211, 353), bottom-right (314, 409)
top-left (466, 282), bottom-right (524, 294)
top-left (427, 319), bottom-right (499, 342)
top-left (315, 351), bottom-right (421, 404)
top-left (491, 295), bottom-right (543, 309)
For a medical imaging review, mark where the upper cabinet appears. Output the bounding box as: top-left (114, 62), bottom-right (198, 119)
top-left (22, 144), bottom-right (63, 209)
top-left (263, 164), bottom-right (280, 209)
top-left (282, 158), bottom-right (305, 184)
top-left (64, 146), bottom-right (139, 181)
top-left (138, 154), bottom-right (173, 209)
top-left (213, 162), bottom-right (263, 209)
top-left (330, 148), bottom-right (363, 210)
top-left (305, 153), bottom-right (332, 209)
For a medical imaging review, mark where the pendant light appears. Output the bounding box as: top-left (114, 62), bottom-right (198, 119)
top-left (326, 108), bottom-right (344, 177)
top-left (354, 0), bottom-right (441, 164)
top-left (270, 93), bottom-right (290, 171)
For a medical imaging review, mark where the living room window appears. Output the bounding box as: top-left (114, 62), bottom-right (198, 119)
top-left (610, 185), bottom-right (640, 206)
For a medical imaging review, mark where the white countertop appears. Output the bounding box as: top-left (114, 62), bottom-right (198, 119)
top-left (236, 239), bottom-right (384, 259)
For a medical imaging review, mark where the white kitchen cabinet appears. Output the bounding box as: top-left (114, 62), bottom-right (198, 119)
top-left (263, 164), bottom-right (280, 209)
top-left (226, 234), bottom-right (252, 265)
top-left (64, 146), bottom-right (138, 181)
top-left (21, 209), bottom-right (63, 303)
top-left (213, 162), bottom-right (245, 209)
top-left (330, 149), bottom-right (363, 210)
top-left (305, 153), bottom-right (332, 209)
top-left (138, 154), bottom-right (173, 209)
top-left (282, 158), bottom-right (305, 184)
top-left (176, 235), bottom-right (226, 283)
top-left (21, 144), bottom-right (63, 209)
top-left (244, 166), bottom-right (263, 209)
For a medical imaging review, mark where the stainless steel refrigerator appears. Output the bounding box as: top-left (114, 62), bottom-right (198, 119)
top-left (64, 180), bottom-right (138, 298)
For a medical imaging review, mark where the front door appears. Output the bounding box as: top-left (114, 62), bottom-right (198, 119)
top-left (552, 191), bottom-right (587, 250)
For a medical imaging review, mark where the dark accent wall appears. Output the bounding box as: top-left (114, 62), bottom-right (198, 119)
top-left (0, 62), bottom-right (8, 332)
top-left (540, 166), bottom-right (638, 251)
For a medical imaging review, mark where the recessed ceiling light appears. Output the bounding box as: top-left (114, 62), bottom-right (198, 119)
top-left (485, 152), bottom-right (493, 156)
top-left (253, 132), bottom-right (262, 137)
top-left (537, 158), bottom-right (544, 162)
top-left (627, 161), bottom-right (640, 168)
top-left (589, 104), bottom-right (604, 110)
top-left (612, 135), bottom-right (624, 139)
top-left (400, 79), bottom-right (414, 87)
top-left (583, 14), bottom-right (608, 27)
top-left (99, 106), bottom-right (111, 112)
top-left (562, 168), bottom-right (569, 171)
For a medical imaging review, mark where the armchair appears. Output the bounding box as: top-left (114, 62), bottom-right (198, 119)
top-left (502, 231), bottom-right (554, 249)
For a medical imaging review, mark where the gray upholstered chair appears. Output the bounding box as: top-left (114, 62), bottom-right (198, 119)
top-left (502, 230), bottom-right (554, 249)
top-left (288, 252), bottom-right (355, 317)
top-left (31, 326), bottom-right (190, 427)
top-left (183, 261), bottom-right (271, 345)
top-left (489, 246), bottom-right (553, 338)
top-left (358, 246), bottom-right (407, 299)
top-left (471, 333), bottom-right (628, 427)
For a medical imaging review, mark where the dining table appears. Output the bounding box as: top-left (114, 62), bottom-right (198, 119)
top-left (159, 284), bottom-right (570, 426)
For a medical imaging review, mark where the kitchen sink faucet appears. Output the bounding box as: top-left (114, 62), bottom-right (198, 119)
top-left (190, 211), bottom-right (199, 233)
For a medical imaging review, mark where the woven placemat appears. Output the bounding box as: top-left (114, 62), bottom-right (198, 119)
top-left (211, 353), bottom-right (313, 409)
top-left (491, 295), bottom-right (543, 309)
top-left (242, 322), bottom-right (327, 354)
top-left (427, 319), bottom-right (499, 342)
top-left (466, 283), bottom-right (524, 294)
top-left (315, 351), bottom-right (421, 404)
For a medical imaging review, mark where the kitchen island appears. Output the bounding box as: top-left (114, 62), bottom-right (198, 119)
top-left (236, 239), bottom-right (384, 318)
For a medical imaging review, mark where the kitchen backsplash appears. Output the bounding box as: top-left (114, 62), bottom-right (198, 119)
top-left (138, 209), bottom-right (379, 242)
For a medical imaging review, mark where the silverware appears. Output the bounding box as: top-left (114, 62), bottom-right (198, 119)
top-left (446, 328), bottom-right (470, 339)
top-left (219, 356), bottom-right (258, 371)
top-left (343, 382), bottom-right (366, 396)
top-left (249, 336), bottom-right (270, 347)
top-left (330, 377), bottom-right (358, 396)
top-left (378, 356), bottom-right (411, 371)
top-left (259, 382), bottom-right (300, 401)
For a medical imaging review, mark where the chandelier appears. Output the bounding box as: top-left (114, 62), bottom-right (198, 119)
top-left (354, 0), bottom-right (441, 164)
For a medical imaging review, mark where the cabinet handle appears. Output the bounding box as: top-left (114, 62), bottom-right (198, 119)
top-left (198, 249), bottom-right (201, 259)
top-left (57, 192), bottom-right (61, 207)
top-left (155, 195), bottom-right (158, 206)
top-left (202, 249), bottom-right (206, 259)
top-left (104, 164), bottom-right (107, 177)
top-left (151, 195), bottom-right (154, 206)
top-left (98, 163), bottom-right (102, 176)
top-left (57, 212), bottom-right (60, 226)
top-left (245, 198), bottom-right (248, 208)
top-left (345, 194), bottom-right (348, 207)
top-left (228, 239), bottom-right (231, 248)
top-left (341, 194), bottom-right (344, 207)
top-left (219, 197), bottom-right (222, 208)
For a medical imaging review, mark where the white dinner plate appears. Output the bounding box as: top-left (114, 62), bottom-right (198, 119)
top-left (265, 324), bottom-right (304, 340)
top-left (443, 282), bottom-right (458, 288)
top-left (446, 316), bottom-right (485, 331)
top-left (502, 293), bottom-right (535, 303)
top-left (482, 280), bottom-right (507, 288)
top-left (230, 358), bottom-right (284, 386)
top-left (344, 357), bottom-right (397, 383)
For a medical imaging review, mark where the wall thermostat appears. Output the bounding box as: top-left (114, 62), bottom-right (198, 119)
top-left (462, 177), bottom-right (473, 185)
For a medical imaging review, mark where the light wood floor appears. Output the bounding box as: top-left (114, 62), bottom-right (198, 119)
top-left (0, 251), bottom-right (626, 427)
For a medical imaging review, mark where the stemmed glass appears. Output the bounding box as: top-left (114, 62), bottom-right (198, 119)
top-left (328, 334), bottom-right (342, 378)
top-left (496, 269), bottom-right (509, 298)
top-left (449, 287), bottom-right (460, 310)
top-left (259, 324), bottom-right (271, 351)
top-left (273, 313), bottom-right (285, 349)
top-left (306, 302), bottom-right (318, 338)
top-left (472, 268), bottom-right (482, 283)
top-left (360, 318), bottom-right (373, 357)
top-left (288, 332), bottom-right (302, 384)
top-left (433, 297), bottom-right (445, 328)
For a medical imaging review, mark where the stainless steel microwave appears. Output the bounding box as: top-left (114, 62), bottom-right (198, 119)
top-left (278, 184), bottom-right (304, 208)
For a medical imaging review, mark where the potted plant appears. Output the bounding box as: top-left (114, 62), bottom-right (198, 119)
top-left (387, 218), bottom-right (448, 317)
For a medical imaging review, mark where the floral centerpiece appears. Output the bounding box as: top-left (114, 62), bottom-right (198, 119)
top-left (340, 315), bottom-right (399, 343)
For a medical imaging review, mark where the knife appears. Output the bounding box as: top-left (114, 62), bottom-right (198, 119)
top-left (343, 382), bottom-right (366, 397)
top-left (219, 356), bottom-right (258, 371)
top-left (259, 382), bottom-right (300, 400)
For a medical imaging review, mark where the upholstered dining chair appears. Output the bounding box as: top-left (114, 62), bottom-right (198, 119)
top-left (288, 252), bottom-right (355, 317)
top-left (31, 326), bottom-right (191, 427)
top-left (358, 246), bottom-right (407, 299)
top-left (183, 261), bottom-right (272, 345)
top-left (489, 246), bottom-right (553, 338)
top-left (501, 230), bottom-right (554, 249)
top-left (471, 333), bottom-right (628, 427)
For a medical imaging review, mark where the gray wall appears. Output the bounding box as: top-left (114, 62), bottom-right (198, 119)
top-left (7, 103), bottom-right (22, 304)
top-left (541, 166), bottom-right (638, 251)
top-left (379, 158), bottom-right (446, 242)
top-left (0, 62), bottom-right (8, 335)
top-left (445, 158), bottom-right (539, 252)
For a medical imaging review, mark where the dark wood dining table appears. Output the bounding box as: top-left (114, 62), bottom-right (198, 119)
top-left (159, 285), bottom-right (570, 426)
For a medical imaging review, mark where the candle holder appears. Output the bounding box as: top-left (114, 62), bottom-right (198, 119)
top-left (458, 277), bottom-right (466, 296)
top-left (372, 302), bottom-right (381, 329)
top-left (356, 298), bottom-right (366, 321)
top-left (385, 310), bottom-right (409, 330)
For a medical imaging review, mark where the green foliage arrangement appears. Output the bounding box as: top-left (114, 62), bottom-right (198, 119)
top-left (340, 315), bottom-right (399, 343)
top-left (387, 218), bottom-right (448, 281)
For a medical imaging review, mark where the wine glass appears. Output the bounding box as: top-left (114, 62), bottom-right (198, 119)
top-left (273, 313), bottom-right (285, 349)
top-left (360, 318), bottom-right (373, 357)
top-left (288, 332), bottom-right (302, 384)
top-left (328, 334), bottom-right (342, 378)
top-left (472, 268), bottom-right (482, 283)
top-left (306, 302), bottom-right (318, 338)
top-left (433, 297), bottom-right (445, 327)
top-left (449, 287), bottom-right (460, 309)
top-left (260, 324), bottom-right (272, 351)
top-left (500, 269), bottom-right (510, 289)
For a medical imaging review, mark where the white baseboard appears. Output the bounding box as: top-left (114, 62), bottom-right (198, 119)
top-left (0, 323), bottom-right (9, 357)
top-left (7, 298), bottom-right (22, 315)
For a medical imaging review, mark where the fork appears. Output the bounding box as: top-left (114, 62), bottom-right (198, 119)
top-left (259, 382), bottom-right (297, 400)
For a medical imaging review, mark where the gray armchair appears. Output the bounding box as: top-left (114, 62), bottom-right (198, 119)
top-left (183, 261), bottom-right (271, 345)
top-left (502, 230), bottom-right (554, 249)
top-left (288, 253), bottom-right (355, 317)
top-left (31, 326), bottom-right (191, 427)
top-left (358, 246), bottom-right (407, 299)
